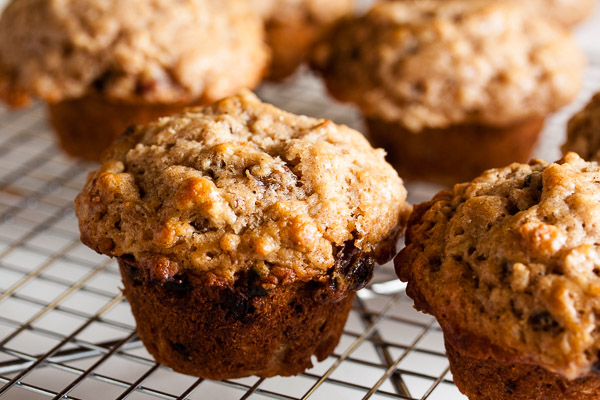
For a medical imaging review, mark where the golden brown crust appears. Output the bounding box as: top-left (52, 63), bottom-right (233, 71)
top-left (0, 0), bottom-right (268, 104)
top-left (446, 340), bottom-right (600, 400)
top-left (312, 0), bottom-right (584, 131)
top-left (119, 257), bottom-right (355, 379)
top-left (562, 93), bottom-right (600, 162)
top-left (367, 117), bottom-right (544, 186)
top-left (396, 153), bottom-right (600, 379)
top-left (75, 91), bottom-right (410, 282)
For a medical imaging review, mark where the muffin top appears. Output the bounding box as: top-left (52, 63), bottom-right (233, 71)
top-left (311, 0), bottom-right (584, 131)
top-left (75, 91), bottom-right (410, 284)
top-left (0, 0), bottom-right (268, 106)
top-left (397, 153), bottom-right (600, 380)
top-left (531, 0), bottom-right (596, 27)
top-left (562, 93), bottom-right (600, 162)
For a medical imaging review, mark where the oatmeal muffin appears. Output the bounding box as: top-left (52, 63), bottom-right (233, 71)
top-left (396, 152), bottom-right (600, 399)
top-left (562, 93), bottom-right (600, 162)
top-left (251, 0), bottom-right (353, 80)
top-left (0, 0), bottom-right (268, 161)
top-left (311, 0), bottom-right (584, 185)
top-left (74, 91), bottom-right (411, 379)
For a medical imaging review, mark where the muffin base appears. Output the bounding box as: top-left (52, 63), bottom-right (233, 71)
top-left (119, 257), bottom-right (357, 380)
top-left (47, 96), bottom-right (201, 162)
top-left (445, 340), bottom-right (600, 400)
top-left (367, 117), bottom-right (544, 186)
top-left (265, 19), bottom-right (320, 80)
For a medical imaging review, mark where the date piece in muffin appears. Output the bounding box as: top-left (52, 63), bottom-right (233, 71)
top-left (75, 91), bottom-right (411, 379)
top-left (396, 152), bottom-right (600, 399)
top-left (312, 0), bottom-right (584, 185)
top-left (0, 0), bottom-right (268, 161)
top-left (251, 0), bottom-right (353, 80)
top-left (562, 93), bottom-right (600, 162)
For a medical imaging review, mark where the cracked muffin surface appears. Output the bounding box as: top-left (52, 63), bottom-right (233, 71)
top-left (0, 0), bottom-right (268, 106)
top-left (311, 0), bottom-right (584, 131)
top-left (396, 153), bottom-right (600, 380)
top-left (75, 91), bottom-right (410, 283)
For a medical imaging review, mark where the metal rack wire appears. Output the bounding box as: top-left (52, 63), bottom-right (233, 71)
top-left (0, 30), bottom-right (600, 400)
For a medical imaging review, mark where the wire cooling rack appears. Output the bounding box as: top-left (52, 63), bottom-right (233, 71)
top-left (1, 9), bottom-right (600, 399)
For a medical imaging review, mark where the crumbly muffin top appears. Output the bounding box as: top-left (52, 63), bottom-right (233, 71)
top-left (75, 91), bottom-right (410, 283)
top-left (562, 93), bottom-right (600, 162)
top-left (397, 153), bottom-right (600, 379)
top-left (311, 0), bottom-right (584, 131)
top-left (530, 0), bottom-right (596, 27)
top-left (0, 0), bottom-right (268, 106)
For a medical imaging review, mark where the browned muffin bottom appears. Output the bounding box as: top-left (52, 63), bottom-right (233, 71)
top-left (119, 239), bottom-right (375, 379)
top-left (265, 17), bottom-right (318, 80)
top-left (255, 0), bottom-right (354, 80)
top-left (48, 96), bottom-right (203, 161)
top-left (446, 340), bottom-right (600, 400)
top-left (367, 117), bottom-right (544, 185)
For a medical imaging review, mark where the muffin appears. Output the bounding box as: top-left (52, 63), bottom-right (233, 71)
top-left (251, 0), bottom-right (353, 80)
top-left (562, 93), bottom-right (600, 161)
top-left (311, 0), bottom-right (584, 185)
top-left (396, 152), bottom-right (600, 399)
top-left (74, 91), bottom-right (411, 379)
top-left (0, 0), bottom-right (268, 161)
